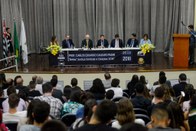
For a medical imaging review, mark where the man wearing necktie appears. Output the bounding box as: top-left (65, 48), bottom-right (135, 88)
top-left (127, 33), bottom-right (139, 48)
top-left (111, 34), bottom-right (124, 48)
top-left (96, 35), bottom-right (109, 48)
top-left (81, 34), bottom-right (93, 49)
top-left (62, 35), bottom-right (74, 48)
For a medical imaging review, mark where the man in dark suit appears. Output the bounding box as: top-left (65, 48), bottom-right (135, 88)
top-left (96, 35), bottom-right (109, 48)
top-left (188, 25), bottom-right (196, 65)
top-left (127, 33), bottom-right (139, 47)
top-left (173, 73), bottom-right (190, 97)
top-left (81, 34), bottom-right (93, 49)
top-left (110, 34), bottom-right (124, 48)
top-left (62, 35), bottom-right (74, 48)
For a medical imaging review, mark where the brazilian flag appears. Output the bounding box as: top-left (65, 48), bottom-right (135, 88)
top-left (14, 21), bottom-right (19, 61)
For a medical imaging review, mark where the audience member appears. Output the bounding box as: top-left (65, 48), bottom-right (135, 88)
top-left (0, 111), bottom-right (8, 131)
top-left (61, 91), bottom-right (83, 116)
top-left (153, 71), bottom-right (171, 88)
top-left (2, 86), bottom-right (27, 112)
top-left (105, 90), bottom-right (114, 100)
top-left (103, 72), bottom-right (112, 89)
top-left (3, 93), bottom-right (27, 122)
top-left (106, 78), bottom-right (123, 99)
top-left (14, 75), bottom-right (22, 86)
top-left (28, 81), bottom-right (41, 99)
top-left (19, 101), bottom-right (50, 131)
top-left (35, 76), bottom-right (44, 94)
top-left (112, 98), bottom-right (145, 129)
top-left (127, 74), bottom-right (139, 97)
top-left (89, 78), bottom-right (105, 101)
top-left (167, 102), bottom-right (189, 131)
top-left (63, 85), bottom-right (72, 102)
top-left (0, 87), bottom-right (6, 110)
top-left (0, 72), bottom-right (7, 90)
top-left (32, 75), bottom-right (37, 84)
top-left (15, 77), bottom-right (29, 98)
top-left (75, 100), bottom-right (118, 131)
top-left (41, 120), bottom-right (67, 131)
top-left (131, 83), bottom-right (151, 110)
top-left (148, 103), bottom-right (180, 131)
top-left (72, 99), bottom-right (97, 130)
top-left (120, 123), bottom-right (148, 131)
top-left (71, 78), bottom-right (81, 92)
top-left (173, 73), bottom-right (190, 97)
top-left (51, 78), bottom-right (64, 103)
top-left (34, 82), bottom-right (63, 119)
top-left (151, 75), bottom-right (167, 95)
top-left (188, 94), bottom-right (196, 131)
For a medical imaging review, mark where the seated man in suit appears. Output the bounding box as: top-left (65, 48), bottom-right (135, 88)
top-left (127, 33), bottom-right (139, 47)
top-left (81, 34), bottom-right (93, 49)
top-left (96, 35), bottom-right (109, 48)
top-left (111, 34), bottom-right (124, 48)
top-left (62, 35), bottom-right (74, 48)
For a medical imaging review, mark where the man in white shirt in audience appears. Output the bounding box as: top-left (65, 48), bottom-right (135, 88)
top-left (35, 76), bottom-right (44, 94)
top-left (103, 72), bottom-right (112, 89)
top-left (3, 93), bottom-right (27, 123)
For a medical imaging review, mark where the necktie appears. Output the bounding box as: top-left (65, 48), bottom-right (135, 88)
top-left (131, 40), bottom-right (134, 47)
top-left (67, 40), bottom-right (70, 48)
top-left (101, 40), bottom-right (104, 47)
top-left (86, 40), bottom-right (89, 48)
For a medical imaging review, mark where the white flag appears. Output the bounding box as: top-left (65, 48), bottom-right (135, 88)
top-left (20, 20), bottom-right (28, 64)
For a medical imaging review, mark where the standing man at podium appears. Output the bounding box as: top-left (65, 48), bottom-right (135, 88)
top-left (188, 25), bottom-right (196, 65)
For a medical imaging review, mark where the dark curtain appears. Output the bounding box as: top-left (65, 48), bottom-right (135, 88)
top-left (0, 0), bottom-right (195, 55)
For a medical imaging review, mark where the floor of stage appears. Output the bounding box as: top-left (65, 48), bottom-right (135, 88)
top-left (7, 52), bottom-right (196, 73)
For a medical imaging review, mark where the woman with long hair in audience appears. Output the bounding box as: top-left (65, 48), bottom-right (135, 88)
top-left (139, 75), bottom-right (151, 100)
top-left (127, 75), bottom-right (139, 98)
top-left (188, 94), bottom-right (196, 131)
top-left (167, 102), bottom-right (190, 131)
top-left (112, 98), bottom-right (144, 129)
top-left (89, 78), bottom-right (105, 102)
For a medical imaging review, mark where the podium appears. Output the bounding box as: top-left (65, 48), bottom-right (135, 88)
top-left (173, 34), bottom-right (190, 67)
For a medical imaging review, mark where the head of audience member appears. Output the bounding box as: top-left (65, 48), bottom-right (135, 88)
top-left (70, 91), bottom-right (82, 103)
top-left (188, 25), bottom-right (194, 31)
top-left (0, 87), bottom-right (4, 98)
top-left (36, 76), bottom-right (43, 84)
top-left (90, 100), bottom-right (117, 124)
top-left (159, 75), bottom-right (166, 84)
top-left (151, 104), bottom-right (170, 128)
top-left (16, 77), bottom-right (23, 87)
top-left (131, 33), bottom-right (137, 40)
top-left (29, 81), bottom-right (36, 91)
top-left (63, 85), bottom-right (72, 100)
top-left (90, 78), bottom-right (105, 100)
top-left (32, 75), bottom-right (37, 84)
top-left (71, 78), bottom-right (78, 87)
top-left (143, 34), bottom-right (149, 40)
top-left (190, 94), bottom-right (196, 110)
top-left (42, 82), bottom-right (53, 94)
top-left (111, 78), bottom-right (120, 88)
top-left (80, 92), bottom-right (95, 105)
top-left (159, 71), bottom-right (166, 77)
top-left (139, 75), bottom-right (147, 85)
top-left (100, 35), bottom-right (105, 40)
top-left (104, 72), bottom-right (111, 80)
top-left (14, 75), bottom-right (22, 86)
top-left (85, 34), bottom-right (90, 40)
top-left (18, 89), bottom-right (28, 102)
top-left (26, 99), bottom-right (41, 124)
top-left (120, 123), bottom-right (148, 131)
top-left (154, 87), bottom-right (165, 104)
top-left (41, 120), bottom-right (67, 131)
top-left (179, 73), bottom-right (187, 83)
top-left (51, 36), bottom-right (57, 43)
top-left (105, 90), bottom-right (114, 100)
top-left (7, 86), bottom-right (16, 96)
top-left (183, 84), bottom-right (195, 101)
top-left (115, 34), bottom-right (120, 40)
top-left (135, 82), bottom-right (145, 96)
top-left (6, 78), bottom-right (14, 87)
top-left (6, 27), bottom-right (10, 33)
top-left (52, 75), bottom-right (58, 80)
top-left (160, 84), bottom-right (172, 102)
top-left (33, 101), bottom-right (50, 127)
top-left (50, 78), bottom-right (58, 88)
top-left (83, 99), bottom-right (97, 123)
top-left (116, 98), bottom-right (135, 125)
top-left (8, 93), bottom-right (20, 111)
top-left (167, 102), bottom-right (185, 129)
top-left (130, 75), bottom-right (139, 85)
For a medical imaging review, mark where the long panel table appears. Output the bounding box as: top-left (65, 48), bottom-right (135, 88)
top-left (49, 48), bottom-right (152, 66)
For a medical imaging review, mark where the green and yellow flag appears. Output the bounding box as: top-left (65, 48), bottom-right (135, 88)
top-left (14, 21), bottom-right (19, 61)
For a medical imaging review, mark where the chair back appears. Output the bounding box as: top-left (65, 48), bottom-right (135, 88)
top-left (61, 114), bottom-right (76, 127)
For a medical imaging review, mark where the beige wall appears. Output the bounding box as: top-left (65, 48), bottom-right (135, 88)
top-left (5, 71), bottom-right (196, 89)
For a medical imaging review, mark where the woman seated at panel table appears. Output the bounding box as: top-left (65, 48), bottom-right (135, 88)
top-left (50, 35), bottom-right (59, 46)
top-left (139, 34), bottom-right (151, 46)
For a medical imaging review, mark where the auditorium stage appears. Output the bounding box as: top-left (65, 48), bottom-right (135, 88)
top-left (14, 52), bottom-right (196, 73)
